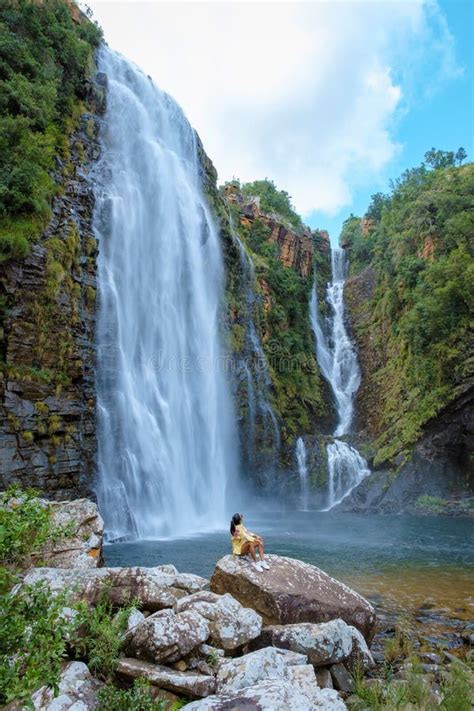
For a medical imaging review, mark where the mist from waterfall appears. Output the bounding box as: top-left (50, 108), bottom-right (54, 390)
top-left (310, 248), bottom-right (370, 509)
top-left (94, 48), bottom-right (238, 540)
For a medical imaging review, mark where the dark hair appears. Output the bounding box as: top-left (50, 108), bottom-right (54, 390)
top-left (230, 513), bottom-right (242, 536)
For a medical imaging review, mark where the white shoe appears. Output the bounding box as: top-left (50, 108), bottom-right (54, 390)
top-left (260, 560), bottom-right (270, 570)
top-left (252, 561), bottom-right (263, 572)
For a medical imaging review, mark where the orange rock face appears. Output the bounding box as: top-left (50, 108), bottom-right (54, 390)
top-left (419, 235), bottom-right (435, 261)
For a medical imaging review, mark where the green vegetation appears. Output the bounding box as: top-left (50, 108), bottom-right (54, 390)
top-left (0, 0), bottom-right (102, 262)
top-left (0, 485), bottom-right (71, 568)
top-left (342, 151), bottom-right (473, 465)
top-left (0, 580), bottom-right (74, 706)
top-left (97, 680), bottom-right (173, 711)
top-left (227, 200), bottom-right (328, 442)
top-left (240, 178), bottom-right (304, 232)
top-left (73, 594), bottom-right (139, 681)
top-left (415, 494), bottom-right (447, 513)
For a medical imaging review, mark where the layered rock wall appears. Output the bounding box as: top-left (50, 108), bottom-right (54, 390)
top-left (0, 77), bottom-right (105, 498)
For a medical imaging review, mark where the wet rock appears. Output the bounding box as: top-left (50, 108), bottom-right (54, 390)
top-left (254, 618), bottom-right (371, 667)
top-left (185, 679), bottom-right (347, 710)
top-left (211, 555), bottom-right (376, 641)
top-left (330, 662), bottom-right (355, 693)
top-left (21, 565), bottom-right (208, 610)
top-left (124, 607), bottom-right (210, 663)
top-left (117, 657), bottom-right (216, 699)
top-left (175, 590), bottom-right (262, 650)
top-left (30, 661), bottom-right (102, 710)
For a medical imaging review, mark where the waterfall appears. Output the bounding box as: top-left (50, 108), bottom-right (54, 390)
top-left (93, 48), bottom-right (238, 540)
top-left (295, 437), bottom-right (309, 511)
top-left (310, 248), bottom-right (370, 509)
top-left (228, 215), bottom-right (280, 468)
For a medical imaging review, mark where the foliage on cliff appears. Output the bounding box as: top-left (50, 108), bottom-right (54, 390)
top-left (342, 152), bottom-right (473, 465)
top-left (227, 178), bottom-right (304, 232)
top-left (0, 0), bottom-right (102, 263)
top-left (223, 190), bottom-right (329, 446)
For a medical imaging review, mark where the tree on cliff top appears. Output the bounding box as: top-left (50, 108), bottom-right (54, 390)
top-left (241, 178), bottom-right (304, 232)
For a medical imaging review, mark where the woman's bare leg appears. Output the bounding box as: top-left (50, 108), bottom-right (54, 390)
top-left (240, 541), bottom-right (257, 562)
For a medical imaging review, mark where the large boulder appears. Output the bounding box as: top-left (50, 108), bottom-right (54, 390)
top-left (175, 591), bottom-right (262, 650)
top-left (211, 554), bottom-right (376, 640)
top-left (30, 661), bottom-right (102, 710)
top-left (21, 564), bottom-right (209, 610)
top-left (123, 607), bottom-right (210, 663)
top-left (117, 658), bottom-right (216, 698)
top-left (216, 646), bottom-right (305, 692)
top-left (184, 679), bottom-right (347, 710)
top-left (254, 618), bottom-right (374, 668)
top-left (41, 498), bottom-right (104, 568)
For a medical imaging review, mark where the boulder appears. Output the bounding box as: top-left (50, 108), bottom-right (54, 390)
top-left (124, 607), bottom-right (210, 663)
top-left (185, 679), bottom-right (347, 710)
top-left (330, 662), bottom-right (355, 693)
top-left (175, 591), bottom-right (262, 650)
top-left (216, 647), bottom-right (289, 692)
top-left (21, 565), bottom-right (209, 610)
top-left (30, 661), bottom-right (102, 710)
top-left (211, 554), bottom-right (376, 640)
top-left (315, 667), bottom-right (334, 688)
top-left (117, 658), bottom-right (216, 698)
top-left (254, 618), bottom-right (371, 667)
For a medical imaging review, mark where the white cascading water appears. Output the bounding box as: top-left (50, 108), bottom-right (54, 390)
top-left (295, 437), bottom-right (309, 511)
top-left (310, 248), bottom-right (370, 509)
top-left (94, 48), bottom-right (238, 540)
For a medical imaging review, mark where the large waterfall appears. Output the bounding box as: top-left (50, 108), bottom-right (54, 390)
top-left (310, 248), bottom-right (370, 509)
top-left (94, 48), bottom-right (238, 540)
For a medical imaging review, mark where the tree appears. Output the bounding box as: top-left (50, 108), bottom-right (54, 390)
top-left (455, 147), bottom-right (467, 166)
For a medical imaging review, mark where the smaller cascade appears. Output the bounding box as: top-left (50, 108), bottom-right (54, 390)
top-left (295, 437), bottom-right (309, 510)
top-left (228, 213), bottom-right (281, 473)
top-left (323, 440), bottom-right (370, 510)
top-left (311, 247), bottom-right (370, 509)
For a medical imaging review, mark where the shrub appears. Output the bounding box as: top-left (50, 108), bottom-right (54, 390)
top-left (97, 679), bottom-right (178, 711)
top-left (0, 581), bottom-right (73, 706)
top-left (72, 594), bottom-right (140, 681)
top-left (0, 485), bottom-right (71, 568)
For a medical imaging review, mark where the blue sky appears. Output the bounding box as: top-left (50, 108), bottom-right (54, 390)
top-left (308, 0), bottom-right (474, 240)
top-left (88, 1), bottom-right (473, 245)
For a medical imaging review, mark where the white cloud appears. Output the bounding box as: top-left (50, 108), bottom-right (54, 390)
top-left (87, 0), bottom-right (460, 217)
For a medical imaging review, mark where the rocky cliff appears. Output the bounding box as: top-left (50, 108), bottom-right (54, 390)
top-left (340, 158), bottom-right (474, 510)
top-left (205, 179), bottom-right (334, 489)
top-left (0, 2), bottom-right (103, 498)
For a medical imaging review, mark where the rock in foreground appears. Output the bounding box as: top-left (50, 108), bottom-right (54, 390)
top-left (211, 554), bottom-right (376, 640)
top-left (30, 662), bottom-right (102, 710)
top-left (185, 679), bottom-right (346, 710)
top-left (254, 618), bottom-right (374, 668)
top-left (21, 564), bottom-right (208, 610)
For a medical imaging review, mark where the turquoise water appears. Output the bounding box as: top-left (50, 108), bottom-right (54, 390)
top-left (105, 511), bottom-right (474, 620)
top-left (105, 510), bottom-right (473, 578)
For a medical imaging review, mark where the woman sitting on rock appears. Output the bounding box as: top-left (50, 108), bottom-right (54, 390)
top-left (230, 513), bottom-right (269, 572)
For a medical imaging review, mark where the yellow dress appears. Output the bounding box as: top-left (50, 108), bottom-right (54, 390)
top-left (231, 524), bottom-right (257, 555)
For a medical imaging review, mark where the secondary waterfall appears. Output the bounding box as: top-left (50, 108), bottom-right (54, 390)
top-left (310, 248), bottom-right (370, 509)
top-left (295, 437), bottom-right (309, 511)
top-left (228, 215), bottom-right (280, 470)
top-left (94, 48), bottom-right (238, 540)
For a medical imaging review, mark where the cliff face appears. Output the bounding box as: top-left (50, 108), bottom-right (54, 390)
top-left (340, 160), bottom-right (474, 508)
top-left (0, 1), bottom-right (104, 498)
top-left (0, 83), bottom-right (104, 499)
top-left (206, 181), bottom-right (334, 487)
